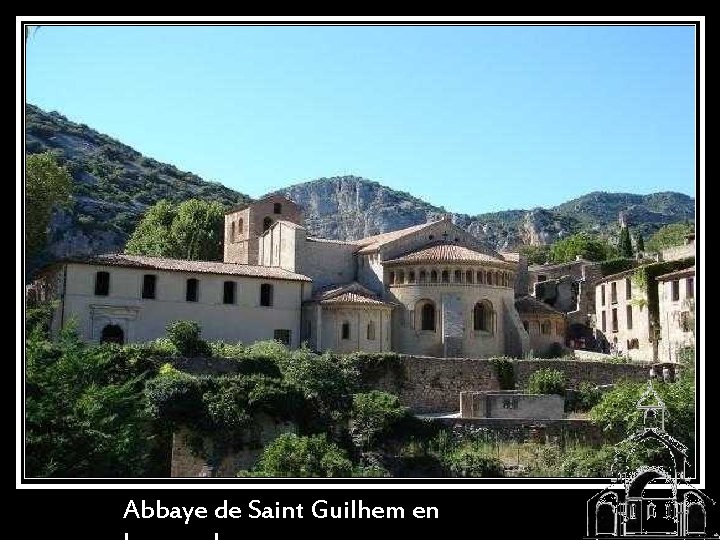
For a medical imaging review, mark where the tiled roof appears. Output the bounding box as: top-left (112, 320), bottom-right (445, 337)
top-left (499, 251), bottom-right (521, 262)
top-left (353, 221), bottom-right (440, 252)
top-left (656, 266), bottom-right (695, 281)
top-left (309, 282), bottom-right (393, 306)
top-left (384, 243), bottom-right (508, 265)
top-left (514, 295), bottom-right (564, 316)
top-left (66, 254), bottom-right (312, 282)
top-left (307, 237), bottom-right (357, 245)
top-left (594, 267), bottom-right (641, 284)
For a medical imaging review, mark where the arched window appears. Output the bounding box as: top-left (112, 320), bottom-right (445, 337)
top-left (408, 271), bottom-right (416, 283)
top-left (273, 202), bottom-right (282, 214)
top-left (420, 302), bottom-right (436, 331)
top-left (430, 270), bottom-right (438, 283)
top-left (419, 270), bottom-right (427, 283)
top-left (454, 270), bottom-right (462, 283)
top-left (389, 271), bottom-right (395, 284)
top-left (341, 321), bottom-right (351, 340)
top-left (466, 270), bottom-right (473, 283)
top-left (100, 324), bottom-right (124, 345)
top-left (367, 320), bottom-right (376, 341)
top-left (441, 270), bottom-right (449, 283)
top-left (477, 271), bottom-right (484, 284)
top-left (541, 321), bottom-right (551, 335)
top-left (231, 221), bottom-right (236, 242)
top-left (473, 301), bottom-right (493, 333)
top-left (238, 218), bottom-right (244, 238)
top-left (263, 216), bottom-right (273, 232)
top-left (495, 272), bottom-right (500, 285)
top-left (486, 272), bottom-right (492, 285)
top-left (398, 271), bottom-right (405, 284)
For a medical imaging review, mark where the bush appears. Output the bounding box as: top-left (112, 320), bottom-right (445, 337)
top-left (241, 433), bottom-right (353, 477)
top-left (490, 358), bottom-right (515, 389)
top-left (166, 320), bottom-right (211, 357)
top-left (565, 382), bottom-right (603, 413)
top-left (443, 447), bottom-right (505, 478)
top-left (526, 369), bottom-right (567, 396)
top-left (350, 391), bottom-right (409, 449)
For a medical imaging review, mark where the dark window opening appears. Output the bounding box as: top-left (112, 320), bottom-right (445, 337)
top-left (263, 216), bottom-right (273, 232)
top-left (389, 271), bottom-right (395, 284)
top-left (274, 329), bottom-right (291, 345)
top-left (419, 270), bottom-right (427, 283)
top-left (367, 321), bottom-right (376, 340)
top-left (626, 305), bottom-right (633, 330)
top-left (523, 321), bottom-right (529, 332)
top-left (95, 271), bottom-right (110, 296)
top-left (186, 278), bottom-right (199, 302)
top-left (142, 274), bottom-right (157, 299)
top-left (430, 270), bottom-right (438, 283)
top-left (671, 280), bottom-right (680, 302)
top-left (686, 277), bottom-right (694, 299)
top-left (466, 270), bottom-right (473, 283)
top-left (408, 271), bottom-right (416, 283)
top-left (441, 270), bottom-right (449, 283)
top-left (601, 284), bottom-right (606, 306)
top-left (100, 324), bottom-right (124, 345)
top-left (601, 311), bottom-right (606, 332)
top-left (626, 278), bottom-right (632, 300)
top-left (477, 271), bottom-right (484, 284)
top-left (611, 308), bottom-right (618, 333)
top-left (421, 303), bottom-right (436, 331)
top-left (541, 321), bottom-right (551, 334)
top-left (223, 281), bottom-right (236, 304)
top-left (474, 302), bottom-right (492, 332)
top-left (260, 283), bottom-right (273, 306)
top-left (454, 270), bottom-right (462, 282)
top-left (341, 321), bottom-right (351, 340)
top-left (611, 282), bottom-right (617, 304)
top-left (537, 274), bottom-right (547, 282)
top-left (273, 202), bottom-right (282, 214)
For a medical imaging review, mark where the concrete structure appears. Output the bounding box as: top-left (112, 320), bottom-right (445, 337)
top-left (514, 296), bottom-right (567, 357)
top-left (657, 266), bottom-right (695, 363)
top-left (459, 390), bottom-right (564, 420)
top-left (33, 254), bottom-right (311, 347)
top-left (594, 268), bottom-right (653, 362)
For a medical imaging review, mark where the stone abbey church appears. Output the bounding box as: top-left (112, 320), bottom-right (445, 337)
top-left (34, 195), bottom-right (546, 358)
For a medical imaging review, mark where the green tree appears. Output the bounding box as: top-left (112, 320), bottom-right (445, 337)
top-left (636, 233), bottom-right (645, 253)
top-left (350, 391), bottom-right (409, 449)
top-left (549, 233), bottom-right (617, 263)
top-left (646, 222), bottom-right (694, 253)
top-left (125, 198), bottom-right (225, 260)
top-left (239, 433), bottom-right (353, 477)
top-left (25, 152), bottom-right (73, 257)
top-left (519, 244), bottom-right (551, 265)
top-left (618, 226), bottom-right (633, 258)
top-left (526, 368), bottom-right (566, 396)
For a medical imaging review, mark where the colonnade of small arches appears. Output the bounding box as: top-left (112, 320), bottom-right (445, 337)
top-left (388, 267), bottom-right (514, 287)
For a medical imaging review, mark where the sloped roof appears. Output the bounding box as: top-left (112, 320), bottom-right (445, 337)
top-left (514, 295), bottom-right (565, 316)
top-left (353, 221), bottom-right (441, 252)
top-left (656, 266), bottom-right (695, 282)
top-left (384, 243), bottom-right (508, 265)
top-left (64, 254), bottom-right (312, 282)
top-left (308, 282), bottom-right (393, 306)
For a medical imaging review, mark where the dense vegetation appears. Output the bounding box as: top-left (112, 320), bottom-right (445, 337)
top-left (645, 222), bottom-right (695, 253)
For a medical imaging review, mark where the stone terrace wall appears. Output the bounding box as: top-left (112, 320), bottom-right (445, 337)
top-left (370, 356), bottom-right (649, 413)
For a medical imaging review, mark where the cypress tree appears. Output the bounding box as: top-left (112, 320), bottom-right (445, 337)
top-left (636, 233), bottom-right (645, 253)
top-left (619, 226), bottom-right (633, 258)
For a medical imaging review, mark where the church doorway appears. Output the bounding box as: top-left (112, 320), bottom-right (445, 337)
top-left (100, 324), bottom-right (125, 345)
top-left (595, 500), bottom-right (616, 535)
top-left (685, 497), bottom-right (706, 535)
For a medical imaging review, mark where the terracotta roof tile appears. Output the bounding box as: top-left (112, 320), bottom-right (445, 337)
top-left (308, 282), bottom-right (393, 306)
top-left (321, 292), bottom-right (388, 305)
top-left (68, 254), bottom-right (312, 282)
top-left (656, 266), bottom-right (695, 281)
top-left (384, 243), bottom-right (508, 265)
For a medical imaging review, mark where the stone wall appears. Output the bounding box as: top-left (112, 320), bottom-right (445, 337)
top-left (369, 356), bottom-right (649, 412)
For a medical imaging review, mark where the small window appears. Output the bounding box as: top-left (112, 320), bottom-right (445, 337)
top-left (419, 270), bottom-right (427, 283)
top-left (430, 270), bottom-right (438, 283)
top-left (601, 284), bottom-right (606, 306)
top-left (421, 303), bottom-right (436, 331)
top-left (273, 202), bottom-right (282, 214)
top-left (273, 329), bottom-right (291, 345)
top-left (408, 271), bottom-right (416, 283)
top-left (473, 302), bottom-right (492, 333)
top-left (231, 221), bottom-right (236, 242)
top-left (454, 270), bottom-right (462, 283)
top-left (341, 321), bottom-right (351, 340)
top-left (186, 278), bottom-right (199, 302)
top-left (537, 274), bottom-right (547, 282)
top-left (389, 271), bottom-right (395, 284)
top-left (540, 321), bottom-right (551, 335)
top-left (477, 271), bottom-right (484, 284)
top-left (671, 280), bottom-right (680, 301)
top-left (611, 308), bottom-right (618, 332)
top-left (686, 277), bottom-right (694, 299)
top-left (428, 235), bottom-right (434, 240)
top-left (263, 216), bottom-right (273, 232)
top-left (441, 270), bottom-right (449, 283)
top-left (223, 281), bottom-right (236, 304)
top-left (260, 283), bottom-right (273, 306)
top-left (611, 282), bottom-right (617, 304)
top-left (238, 218), bottom-right (244, 239)
top-left (626, 305), bottom-right (633, 330)
top-left (601, 311), bottom-right (606, 333)
top-left (625, 278), bottom-right (632, 300)
top-left (466, 270), bottom-right (473, 283)
top-left (398, 271), bottom-right (405, 284)
top-left (94, 271), bottom-right (110, 296)
top-left (523, 321), bottom-right (529, 333)
top-left (142, 274), bottom-right (156, 299)
top-left (367, 320), bottom-right (376, 341)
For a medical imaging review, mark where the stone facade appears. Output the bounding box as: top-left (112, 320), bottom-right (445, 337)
top-left (370, 356), bottom-right (650, 412)
top-left (594, 269), bottom-right (653, 361)
top-left (514, 296), bottom-right (567, 358)
top-left (460, 390), bottom-right (565, 419)
top-left (657, 267), bottom-right (695, 363)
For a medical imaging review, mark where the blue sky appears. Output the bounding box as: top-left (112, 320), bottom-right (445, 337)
top-left (25, 25), bottom-right (696, 214)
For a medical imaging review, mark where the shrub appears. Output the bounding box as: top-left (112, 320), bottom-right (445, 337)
top-left (165, 320), bottom-right (212, 357)
top-left (490, 358), bottom-right (515, 389)
top-left (241, 433), bottom-right (353, 477)
top-left (565, 382), bottom-right (603, 413)
top-left (443, 447), bottom-right (505, 478)
top-left (526, 368), bottom-right (567, 396)
top-left (350, 391), bottom-right (409, 449)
